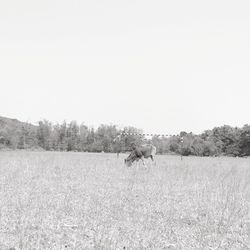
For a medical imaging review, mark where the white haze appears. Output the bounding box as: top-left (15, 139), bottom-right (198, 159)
top-left (0, 0), bottom-right (250, 134)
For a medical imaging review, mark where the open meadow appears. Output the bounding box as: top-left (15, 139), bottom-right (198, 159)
top-left (0, 151), bottom-right (249, 250)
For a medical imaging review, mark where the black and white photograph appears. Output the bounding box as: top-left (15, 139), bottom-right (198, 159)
top-left (0, 0), bottom-right (250, 249)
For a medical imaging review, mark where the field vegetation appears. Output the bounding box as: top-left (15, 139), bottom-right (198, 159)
top-left (0, 152), bottom-right (249, 249)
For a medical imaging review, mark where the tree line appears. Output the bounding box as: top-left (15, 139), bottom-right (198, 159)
top-left (0, 117), bottom-right (249, 156)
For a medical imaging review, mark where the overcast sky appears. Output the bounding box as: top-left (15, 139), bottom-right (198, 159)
top-left (0, 0), bottom-right (249, 134)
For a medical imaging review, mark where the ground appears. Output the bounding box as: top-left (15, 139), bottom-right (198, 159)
top-left (0, 151), bottom-right (249, 250)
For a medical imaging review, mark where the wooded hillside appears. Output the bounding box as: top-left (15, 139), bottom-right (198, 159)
top-left (0, 116), bottom-right (249, 156)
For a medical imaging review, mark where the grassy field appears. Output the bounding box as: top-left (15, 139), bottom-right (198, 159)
top-left (0, 152), bottom-right (249, 250)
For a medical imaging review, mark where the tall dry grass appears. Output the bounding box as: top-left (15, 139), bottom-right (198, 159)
top-left (0, 151), bottom-right (249, 249)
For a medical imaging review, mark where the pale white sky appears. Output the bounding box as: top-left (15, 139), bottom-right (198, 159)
top-left (0, 0), bottom-right (249, 134)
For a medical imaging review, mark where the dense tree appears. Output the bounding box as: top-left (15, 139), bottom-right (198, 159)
top-left (1, 116), bottom-right (250, 156)
top-left (239, 125), bottom-right (250, 156)
top-left (79, 123), bottom-right (89, 151)
top-left (67, 121), bottom-right (80, 151)
top-left (58, 121), bottom-right (68, 151)
top-left (151, 136), bottom-right (170, 154)
top-left (18, 124), bottom-right (38, 149)
top-left (37, 120), bottom-right (53, 150)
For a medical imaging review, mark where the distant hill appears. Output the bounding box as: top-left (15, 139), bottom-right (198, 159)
top-left (0, 116), bottom-right (36, 128)
top-left (0, 116), bottom-right (39, 149)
